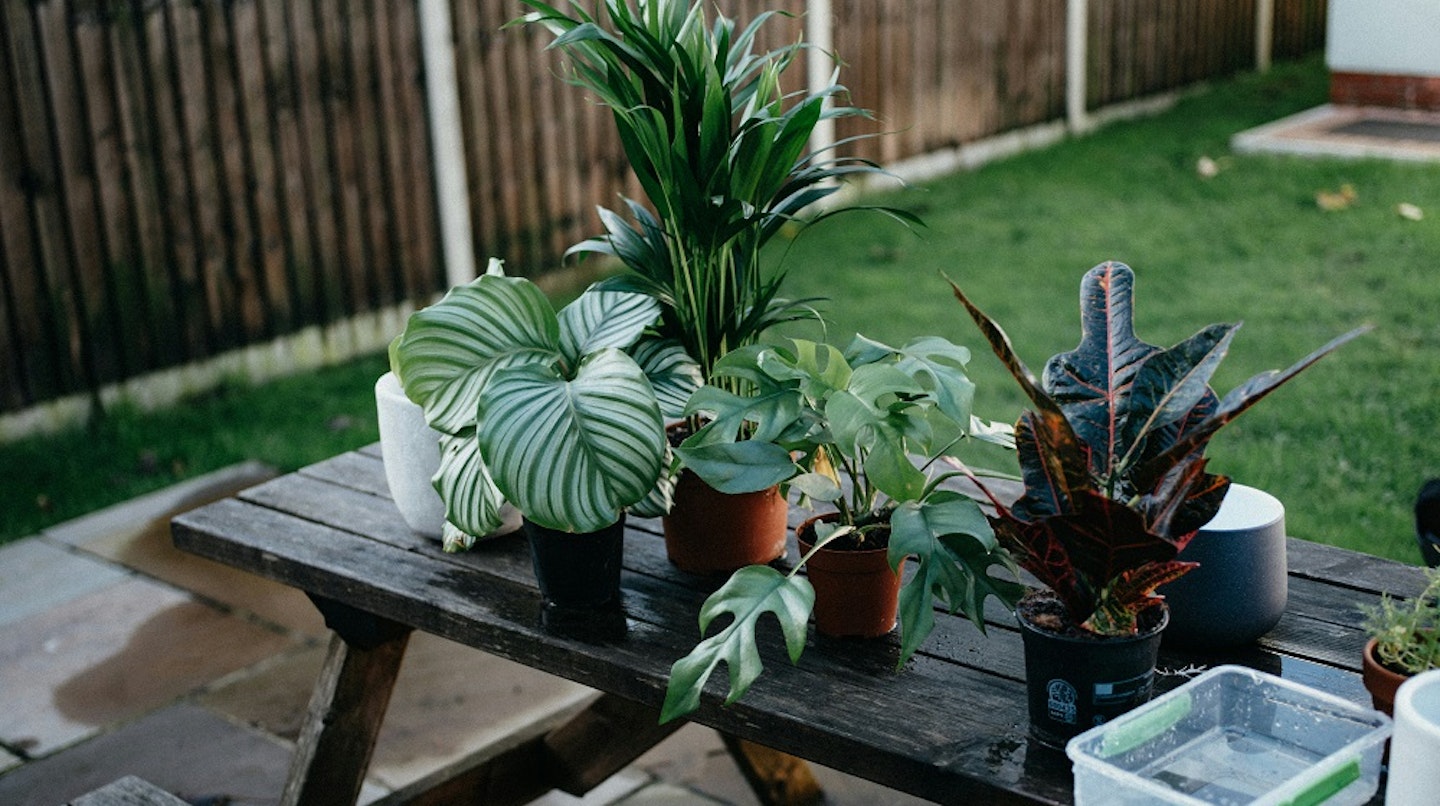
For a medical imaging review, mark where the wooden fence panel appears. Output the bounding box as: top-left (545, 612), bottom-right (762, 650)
top-left (0, 0), bottom-right (441, 413)
top-left (832, 0), bottom-right (1066, 164)
top-left (1273, 0), bottom-right (1327, 60)
top-left (0, 0), bottom-right (1327, 417)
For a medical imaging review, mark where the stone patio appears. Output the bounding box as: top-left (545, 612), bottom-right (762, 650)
top-left (0, 463), bottom-right (930, 805)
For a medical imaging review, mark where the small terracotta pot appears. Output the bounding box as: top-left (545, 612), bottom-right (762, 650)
top-left (1363, 638), bottom-right (1409, 717)
top-left (663, 469), bottom-right (789, 574)
top-left (797, 514), bottom-right (902, 638)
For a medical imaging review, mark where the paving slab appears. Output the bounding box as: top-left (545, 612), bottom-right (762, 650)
top-left (530, 767), bottom-right (652, 805)
top-left (201, 631), bottom-right (595, 790)
top-left (612, 781), bottom-right (726, 805)
top-left (42, 461), bottom-right (328, 637)
top-left (0, 538), bottom-right (129, 629)
top-left (0, 702), bottom-right (293, 806)
top-left (630, 723), bottom-right (934, 806)
top-left (1233, 104), bottom-right (1440, 162)
top-left (44, 461), bottom-right (276, 549)
top-left (0, 576), bottom-right (295, 757)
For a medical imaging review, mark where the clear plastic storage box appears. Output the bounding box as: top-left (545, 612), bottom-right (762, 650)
top-left (1066, 665), bottom-right (1391, 805)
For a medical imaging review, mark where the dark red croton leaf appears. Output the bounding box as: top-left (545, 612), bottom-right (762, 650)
top-left (950, 262), bottom-right (1366, 635)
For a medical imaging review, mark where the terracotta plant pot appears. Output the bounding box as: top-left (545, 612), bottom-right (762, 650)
top-left (797, 514), bottom-right (902, 638)
top-left (1017, 590), bottom-right (1169, 749)
top-left (1363, 638), bottom-right (1409, 716)
top-left (663, 469), bottom-right (789, 574)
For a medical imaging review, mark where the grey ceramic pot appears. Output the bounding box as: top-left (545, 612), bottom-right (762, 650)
top-left (1160, 483), bottom-right (1287, 648)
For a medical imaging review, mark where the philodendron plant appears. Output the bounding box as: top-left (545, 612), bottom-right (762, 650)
top-left (516, 0), bottom-right (916, 393)
top-left (951, 261), bottom-right (1367, 637)
top-left (390, 260), bottom-right (700, 548)
top-left (658, 335), bottom-right (1022, 722)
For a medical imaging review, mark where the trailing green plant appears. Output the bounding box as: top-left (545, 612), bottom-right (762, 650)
top-left (1362, 567), bottom-right (1440, 676)
top-left (514, 0), bottom-right (916, 396)
top-left (951, 261), bottom-right (1367, 637)
top-left (658, 334), bottom-right (1022, 722)
top-left (390, 260), bottom-right (700, 548)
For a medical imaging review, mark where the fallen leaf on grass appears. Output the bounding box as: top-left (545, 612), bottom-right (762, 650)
top-left (1316, 184), bottom-right (1357, 212)
top-left (1397, 202), bottom-right (1424, 221)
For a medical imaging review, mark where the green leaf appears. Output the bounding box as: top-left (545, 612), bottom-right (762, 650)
top-left (393, 275), bottom-right (560, 434)
top-left (660, 565), bottom-right (815, 723)
top-left (557, 288), bottom-right (662, 368)
top-left (477, 348), bottom-right (665, 533)
top-left (890, 494), bottom-right (1022, 665)
top-left (673, 440), bottom-right (796, 494)
top-left (630, 338), bottom-right (702, 420)
top-left (434, 433), bottom-right (506, 539)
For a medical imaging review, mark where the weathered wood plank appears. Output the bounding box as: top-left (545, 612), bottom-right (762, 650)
top-left (282, 626), bottom-right (412, 806)
top-left (70, 774), bottom-right (189, 806)
top-left (172, 497), bottom-right (1068, 804)
top-left (721, 735), bottom-right (824, 806)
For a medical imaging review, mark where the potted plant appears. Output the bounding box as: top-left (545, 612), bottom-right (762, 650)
top-left (658, 334), bottom-right (1023, 723)
top-left (1360, 567), bottom-right (1440, 715)
top-left (389, 260), bottom-right (699, 607)
top-left (949, 261), bottom-right (1365, 747)
top-left (516, 0), bottom-right (917, 573)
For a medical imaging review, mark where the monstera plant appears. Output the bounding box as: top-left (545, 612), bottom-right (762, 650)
top-left (658, 335), bottom-right (1021, 723)
top-left (390, 260), bottom-right (700, 545)
top-left (950, 260), bottom-right (1366, 745)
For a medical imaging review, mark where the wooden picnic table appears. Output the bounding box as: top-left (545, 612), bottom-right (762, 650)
top-left (171, 444), bottom-right (1424, 806)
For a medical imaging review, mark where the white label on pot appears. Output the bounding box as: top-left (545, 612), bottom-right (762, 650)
top-left (1047, 679), bottom-right (1079, 725)
top-left (1093, 671), bottom-right (1154, 708)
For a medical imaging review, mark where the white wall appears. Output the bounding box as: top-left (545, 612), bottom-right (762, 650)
top-left (1328, 0), bottom-right (1440, 77)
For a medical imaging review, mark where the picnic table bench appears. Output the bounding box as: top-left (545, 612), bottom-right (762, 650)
top-left (170, 444), bottom-right (1424, 805)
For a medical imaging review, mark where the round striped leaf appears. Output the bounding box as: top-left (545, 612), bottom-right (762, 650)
top-left (477, 348), bottom-right (665, 533)
top-left (434, 433), bottom-right (506, 541)
top-left (393, 275), bottom-right (560, 434)
top-left (557, 288), bottom-right (661, 367)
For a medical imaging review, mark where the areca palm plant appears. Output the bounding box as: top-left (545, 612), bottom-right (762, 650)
top-left (516, 0), bottom-right (914, 394)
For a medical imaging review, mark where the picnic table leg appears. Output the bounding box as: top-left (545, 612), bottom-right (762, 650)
top-left (721, 734), bottom-right (824, 806)
top-left (282, 597), bottom-right (413, 806)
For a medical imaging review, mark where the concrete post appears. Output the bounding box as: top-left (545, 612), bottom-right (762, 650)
top-left (419, 0), bottom-right (477, 287)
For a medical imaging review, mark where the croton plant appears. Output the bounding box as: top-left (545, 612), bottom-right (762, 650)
top-left (951, 262), bottom-right (1367, 636)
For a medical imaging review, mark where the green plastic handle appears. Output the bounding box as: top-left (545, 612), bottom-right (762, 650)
top-left (1282, 757), bottom-right (1360, 806)
top-left (1098, 692), bottom-right (1194, 758)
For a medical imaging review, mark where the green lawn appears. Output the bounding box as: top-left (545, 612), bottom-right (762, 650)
top-left (3, 55), bottom-right (1437, 564)
top-left (773, 56), bottom-right (1440, 564)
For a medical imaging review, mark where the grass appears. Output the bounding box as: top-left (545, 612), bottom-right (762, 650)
top-left (0, 354), bottom-right (390, 544)
top-left (773, 55), bottom-right (1440, 564)
top-left (3, 55), bottom-right (1436, 563)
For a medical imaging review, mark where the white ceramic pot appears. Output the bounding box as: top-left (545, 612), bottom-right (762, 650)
top-left (1387, 669), bottom-right (1440, 806)
top-left (375, 371), bottom-right (447, 538)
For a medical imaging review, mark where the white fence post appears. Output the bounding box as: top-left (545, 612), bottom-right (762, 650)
top-left (1066, 0), bottom-right (1090, 133)
top-left (1255, 0), bottom-right (1275, 72)
top-left (806, 0), bottom-right (836, 156)
top-left (420, 0), bottom-right (477, 287)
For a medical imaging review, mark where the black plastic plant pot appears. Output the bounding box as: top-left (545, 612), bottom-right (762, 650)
top-left (1016, 593), bottom-right (1169, 749)
top-left (522, 515), bottom-right (625, 610)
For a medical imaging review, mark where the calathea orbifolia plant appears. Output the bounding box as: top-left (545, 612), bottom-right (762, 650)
top-left (950, 261), bottom-right (1367, 636)
top-left (390, 260), bottom-right (700, 548)
top-left (515, 0), bottom-right (918, 397)
top-left (658, 335), bottom-right (1021, 722)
